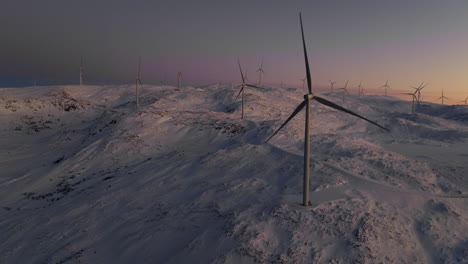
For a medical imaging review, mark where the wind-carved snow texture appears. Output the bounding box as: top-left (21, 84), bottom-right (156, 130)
top-left (0, 84), bottom-right (467, 263)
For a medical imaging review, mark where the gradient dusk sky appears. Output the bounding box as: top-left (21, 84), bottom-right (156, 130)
top-left (1, 0), bottom-right (468, 103)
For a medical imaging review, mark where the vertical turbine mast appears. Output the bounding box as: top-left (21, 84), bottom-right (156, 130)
top-left (401, 90), bottom-right (417, 114)
top-left (235, 60), bottom-right (262, 119)
top-left (437, 89), bottom-right (448, 105)
top-left (380, 80), bottom-right (390, 96)
top-left (411, 82), bottom-right (427, 104)
top-left (79, 56), bottom-right (84, 87)
top-left (256, 57), bottom-right (265, 86)
top-left (329, 80), bottom-right (336, 93)
top-left (177, 72), bottom-right (182, 90)
top-left (300, 78), bottom-right (306, 90)
top-left (339, 81), bottom-right (349, 103)
top-left (299, 12), bottom-right (312, 206)
top-left (357, 81), bottom-right (362, 97)
top-left (135, 56), bottom-right (142, 109)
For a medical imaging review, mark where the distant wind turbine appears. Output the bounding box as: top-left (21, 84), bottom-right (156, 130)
top-left (401, 89), bottom-right (417, 114)
top-left (256, 57), bottom-right (265, 86)
top-left (410, 82), bottom-right (427, 103)
top-left (265, 13), bottom-right (388, 207)
top-left (461, 96), bottom-right (468, 105)
top-left (338, 81), bottom-right (350, 103)
top-left (357, 81), bottom-right (363, 97)
top-left (300, 78), bottom-right (306, 91)
top-left (329, 80), bottom-right (336, 93)
top-left (79, 56), bottom-right (84, 87)
top-left (380, 80), bottom-right (390, 96)
top-left (235, 60), bottom-right (262, 119)
top-left (177, 72), bottom-right (182, 90)
top-left (436, 89), bottom-right (448, 105)
top-left (161, 74), bottom-right (167, 88)
top-left (135, 56), bottom-right (143, 109)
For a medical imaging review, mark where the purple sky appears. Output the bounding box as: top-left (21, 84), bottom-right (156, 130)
top-left (1, 0), bottom-right (468, 103)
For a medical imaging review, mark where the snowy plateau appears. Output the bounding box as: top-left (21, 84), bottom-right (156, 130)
top-left (0, 84), bottom-right (467, 264)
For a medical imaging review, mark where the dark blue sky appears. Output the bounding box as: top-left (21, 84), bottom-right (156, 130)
top-left (1, 0), bottom-right (468, 102)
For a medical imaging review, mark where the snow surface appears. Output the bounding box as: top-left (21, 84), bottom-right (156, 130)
top-left (1, 84), bottom-right (467, 263)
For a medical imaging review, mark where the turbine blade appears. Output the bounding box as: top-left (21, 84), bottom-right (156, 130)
top-left (235, 85), bottom-right (244, 101)
top-left (299, 13), bottom-right (312, 94)
top-left (138, 79), bottom-right (143, 86)
top-left (313, 96), bottom-right (389, 131)
top-left (238, 60), bottom-right (245, 84)
top-left (265, 100), bottom-right (307, 142)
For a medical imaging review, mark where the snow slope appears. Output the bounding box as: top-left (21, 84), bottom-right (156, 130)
top-left (1, 84), bottom-right (467, 263)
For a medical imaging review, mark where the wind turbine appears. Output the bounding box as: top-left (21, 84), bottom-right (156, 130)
top-left (357, 81), bottom-right (363, 97)
top-left (338, 81), bottom-right (350, 103)
top-left (300, 78), bottom-right (306, 91)
top-left (256, 57), bottom-right (265, 86)
top-left (380, 80), bottom-right (390, 96)
top-left (135, 56), bottom-right (143, 109)
top-left (265, 13), bottom-right (388, 207)
top-left (79, 56), bottom-right (84, 87)
top-left (411, 82), bottom-right (427, 103)
top-left (235, 60), bottom-right (262, 119)
top-left (161, 74), bottom-right (167, 88)
top-left (177, 72), bottom-right (182, 90)
top-left (461, 96), bottom-right (468, 105)
top-left (329, 80), bottom-right (336, 93)
top-left (436, 89), bottom-right (448, 105)
top-left (401, 90), bottom-right (417, 114)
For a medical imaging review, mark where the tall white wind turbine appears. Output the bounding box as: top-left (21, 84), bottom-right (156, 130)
top-left (266, 13), bottom-right (388, 207)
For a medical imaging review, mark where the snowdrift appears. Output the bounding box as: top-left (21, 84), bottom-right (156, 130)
top-left (1, 84), bottom-right (467, 263)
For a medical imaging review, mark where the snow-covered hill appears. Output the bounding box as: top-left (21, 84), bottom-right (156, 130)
top-left (1, 84), bottom-right (467, 263)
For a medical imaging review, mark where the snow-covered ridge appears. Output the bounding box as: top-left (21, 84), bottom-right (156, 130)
top-left (1, 84), bottom-right (467, 263)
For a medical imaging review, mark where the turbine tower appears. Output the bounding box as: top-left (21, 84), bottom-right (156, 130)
top-left (436, 89), bottom-right (448, 105)
top-left (235, 60), bottom-right (262, 119)
top-left (380, 80), bottom-right (390, 96)
top-left (338, 81), bottom-right (349, 103)
top-left (162, 74), bottom-right (167, 88)
top-left (411, 82), bottom-right (427, 103)
top-left (266, 13), bottom-right (388, 207)
top-left (329, 80), bottom-right (336, 93)
top-left (135, 56), bottom-right (143, 109)
top-left (357, 81), bottom-right (363, 97)
top-left (401, 89), bottom-right (417, 114)
top-left (79, 56), bottom-right (84, 87)
top-left (301, 78), bottom-right (306, 91)
top-left (256, 57), bottom-right (265, 86)
top-left (177, 72), bottom-right (182, 90)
